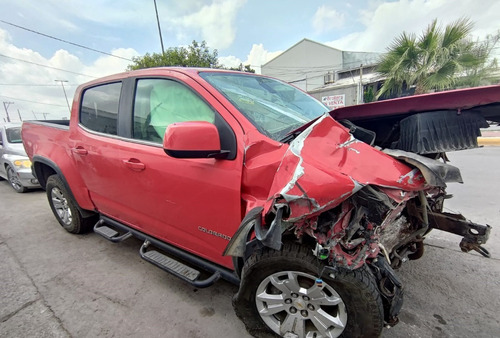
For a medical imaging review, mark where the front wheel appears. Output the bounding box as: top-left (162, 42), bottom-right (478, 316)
top-left (7, 165), bottom-right (27, 193)
top-left (234, 243), bottom-right (384, 338)
top-left (46, 175), bottom-right (94, 234)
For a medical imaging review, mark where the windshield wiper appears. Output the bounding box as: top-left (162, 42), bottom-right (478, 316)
top-left (279, 130), bottom-right (303, 143)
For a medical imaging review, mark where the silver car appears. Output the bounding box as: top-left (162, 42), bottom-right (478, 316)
top-left (0, 123), bottom-right (40, 192)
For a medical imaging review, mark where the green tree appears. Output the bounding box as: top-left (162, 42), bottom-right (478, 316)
top-left (229, 63), bottom-right (256, 73)
top-left (127, 40), bottom-right (219, 70)
top-left (376, 18), bottom-right (499, 99)
top-left (363, 86), bottom-right (375, 103)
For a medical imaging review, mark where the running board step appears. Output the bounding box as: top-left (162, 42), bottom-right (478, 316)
top-left (94, 219), bottom-right (132, 243)
top-left (140, 240), bottom-right (220, 288)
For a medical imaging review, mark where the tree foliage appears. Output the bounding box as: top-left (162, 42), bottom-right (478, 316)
top-left (229, 63), bottom-right (256, 73)
top-left (127, 40), bottom-right (219, 70)
top-left (127, 40), bottom-right (256, 74)
top-left (363, 86), bottom-right (375, 103)
top-left (376, 18), bottom-right (499, 99)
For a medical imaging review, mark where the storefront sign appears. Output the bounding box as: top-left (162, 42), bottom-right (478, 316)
top-left (322, 94), bottom-right (345, 110)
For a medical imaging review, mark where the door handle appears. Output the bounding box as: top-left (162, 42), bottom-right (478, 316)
top-left (72, 146), bottom-right (88, 155)
top-left (122, 159), bottom-right (145, 171)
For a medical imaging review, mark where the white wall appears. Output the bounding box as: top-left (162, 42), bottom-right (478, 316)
top-left (262, 39), bottom-right (343, 91)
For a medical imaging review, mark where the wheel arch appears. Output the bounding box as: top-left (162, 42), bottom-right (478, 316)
top-left (223, 207), bottom-right (264, 259)
top-left (33, 156), bottom-right (96, 218)
top-left (224, 205), bottom-right (318, 277)
top-left (32, 156), bottom-right (58, 189)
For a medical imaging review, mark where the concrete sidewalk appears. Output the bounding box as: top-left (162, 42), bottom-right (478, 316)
top-left (478, 126), bottom-right (500, 146)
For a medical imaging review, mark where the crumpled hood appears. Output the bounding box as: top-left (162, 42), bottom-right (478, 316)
top-left (264, 115), bottom-right (427, 220)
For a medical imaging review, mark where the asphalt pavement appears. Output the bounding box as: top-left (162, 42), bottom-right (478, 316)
top-left (1, 146), bottom-right (499, 338)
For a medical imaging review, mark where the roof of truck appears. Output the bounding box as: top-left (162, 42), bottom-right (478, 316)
top-left (81, 67), bottom-right (239, 85)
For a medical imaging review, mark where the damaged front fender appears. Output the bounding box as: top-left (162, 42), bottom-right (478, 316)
top-left (233, 114), bottom-right (491, 274)
top-left (263, 115), bottom-right (427, 221)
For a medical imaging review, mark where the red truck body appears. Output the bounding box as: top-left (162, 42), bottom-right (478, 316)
top-left (22, 67), bottom-right (495, 338)
top-left (22, 67), bottom-right (429, 268)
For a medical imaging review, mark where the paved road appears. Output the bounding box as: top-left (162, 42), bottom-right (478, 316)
top-left (1, 147), bottom-right (499, 338)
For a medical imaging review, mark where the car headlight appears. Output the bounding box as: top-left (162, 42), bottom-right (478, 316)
top-left (13, 159), bottom-right (32, 169)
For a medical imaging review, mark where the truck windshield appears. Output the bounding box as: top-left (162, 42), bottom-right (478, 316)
top-left (200, 72), bottom-right (329, 141)
top-left (6, 127), bottom-right (22, 143)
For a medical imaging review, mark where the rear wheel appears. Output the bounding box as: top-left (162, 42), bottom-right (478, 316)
top-left (234, 243), bottom-right (384, 338)
top-left (46, 175), bottom-right (94, 234)
top-left (7, 165), bottom-right (27, 193)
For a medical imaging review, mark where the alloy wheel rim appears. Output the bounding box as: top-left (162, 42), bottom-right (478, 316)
top-left (255, 271), bottom-right (347, 338)
top-left (7, 167), bottom-right (23, 191)
top-left (51, 187), bottom-right (73, 225)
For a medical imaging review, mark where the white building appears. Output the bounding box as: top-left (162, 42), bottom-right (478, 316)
top-left (261, 38), bottom-right (382, 109)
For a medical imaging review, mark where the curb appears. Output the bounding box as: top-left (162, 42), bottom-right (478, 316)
top-left (478, 137), bottom-right (500, 146)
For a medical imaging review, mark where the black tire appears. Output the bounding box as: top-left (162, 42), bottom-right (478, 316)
top-left (234, 243), bottom-right (384, 338)
top-left (46, 175), bottom-right (94, 234)
top-left (6, 165), bottom-right (28, 193)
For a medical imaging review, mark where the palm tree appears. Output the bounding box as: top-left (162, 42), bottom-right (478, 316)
top-left (376, 18), bottom-right (498, 99)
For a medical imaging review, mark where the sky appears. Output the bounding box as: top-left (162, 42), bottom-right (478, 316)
top-left (1, 0), bottom-right (499, 120)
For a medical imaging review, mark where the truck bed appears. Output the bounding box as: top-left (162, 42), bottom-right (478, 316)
top-left (330, 85), bottom-right (500, 154)
top-left (21, 119), bottom-right (95, 211)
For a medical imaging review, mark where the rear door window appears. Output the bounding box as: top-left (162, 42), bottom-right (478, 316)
top-left (80, 82), bottom-right (122, 135)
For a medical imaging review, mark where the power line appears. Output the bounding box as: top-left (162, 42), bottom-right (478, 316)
top-left (0, 19), bottom-right (133, 62)
top-left (0, 83), bottom-right (70, 86)
top-left (0, 94), bottom-right (68, 107)
top-left (0, 53), bottom-right (98, 78)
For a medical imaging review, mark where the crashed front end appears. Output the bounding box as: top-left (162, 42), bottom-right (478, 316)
top-left (251, 115), bottom-right (491, 326)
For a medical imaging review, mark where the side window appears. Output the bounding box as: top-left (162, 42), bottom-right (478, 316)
top-left (133, 79), bottom-right (215, 142)
top-left (6, 127), bottom-right (22, 143)
top-left (80, 82), bottom-right (122, 135)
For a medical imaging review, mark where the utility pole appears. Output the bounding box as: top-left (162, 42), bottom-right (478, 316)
top-left (17, 109), bottom-right (22, 121)
top-left (55, 80), bottom-right (71, 114)
top-left (33, 111), bottom-right (50, 120)
top-left (358, 64), bottom-right (364, 104)
top-left (153, 0), bottom-right (165, 54)
top-left (3, 101), bottom-right (14, 122)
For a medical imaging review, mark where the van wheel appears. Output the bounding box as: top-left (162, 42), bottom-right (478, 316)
top-left (233, 243), bottom-right (384, 338)
top-left (46, 175), bottom-right (93, 234)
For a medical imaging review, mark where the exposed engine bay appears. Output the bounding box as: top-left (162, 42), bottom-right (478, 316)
top-left (227, 89), bottom-right (497, 331)
top-left (261, 151), bottom-right (491, 326)
top-left (243, 115), bottom-right (492, 327)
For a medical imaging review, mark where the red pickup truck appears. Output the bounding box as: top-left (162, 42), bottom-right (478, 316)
top-left (22, 68), bottom-right (496, 338)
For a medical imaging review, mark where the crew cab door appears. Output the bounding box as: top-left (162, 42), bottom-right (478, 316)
top-left (73, 74), bottom-right (243, 268)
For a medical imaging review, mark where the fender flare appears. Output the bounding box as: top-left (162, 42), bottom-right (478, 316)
top-left (32, 155), bottom-right (64, 188)
top-left (32, 155), bottom-right (95, 218)
top-left (223, 205), bottom-right (285, 258)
